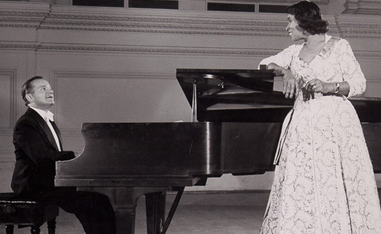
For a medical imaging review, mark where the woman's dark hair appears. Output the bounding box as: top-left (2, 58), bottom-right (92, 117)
top-left (287, 1), bottom-right (329, 34)
top-left (22, 76), bottom-right (44, 106)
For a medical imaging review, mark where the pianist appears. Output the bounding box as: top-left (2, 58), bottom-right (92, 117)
top-left (11, 76), bottom-right (116, 234)
top-left (258, 1), bottom-right (381, 233)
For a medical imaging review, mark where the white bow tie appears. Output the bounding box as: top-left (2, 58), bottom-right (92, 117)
top-left (46, 112), bottom-right (54, 122)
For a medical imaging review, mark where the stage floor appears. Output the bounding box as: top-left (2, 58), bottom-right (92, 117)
top-left (1, 191), bottom-right (269, 234)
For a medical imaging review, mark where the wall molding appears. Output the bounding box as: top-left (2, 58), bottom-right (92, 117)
top-left (0, 42), bottom-right (281, 56)
top-left (2, 42), bottom-right (381, 58)
top-left (0, 42), bottom-right (40, 51)
top-left (37, 44), bottom-right (281, 56)
top-left (3, 2), bottom-right (380, 46)
top-left (38, 24), bottom-right (288, 36)
top-left (344, 0), bottom-right (381, 15)
top-left (0, 2), bottom-right (50, 28)
top-left (52, 69), bottom-right (173, 80)
top-left (1, 2), bottom-right (378, 49)
top-left (0, 2), bottom-right (336, 35)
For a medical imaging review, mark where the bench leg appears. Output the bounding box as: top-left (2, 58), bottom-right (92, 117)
top-left (47, 219), bottom-right (56, 234)
top-left (6, 225), bottom-right (14, 234)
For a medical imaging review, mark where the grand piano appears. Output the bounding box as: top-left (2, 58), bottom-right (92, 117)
top-left (55, 68), bottom-right (381, 234)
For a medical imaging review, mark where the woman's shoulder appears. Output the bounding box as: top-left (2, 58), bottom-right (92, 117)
top-left (323, 35), bottom-right (352, 53)
top-left (327, 35), bottom-right (350, 46)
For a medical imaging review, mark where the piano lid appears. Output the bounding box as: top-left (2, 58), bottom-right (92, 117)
top-left (177, 68), bottom-right (281, 103)
top-left (176, 68), bottom-right (381, 123)
top-left (176, 68), bottom-right (294, 122)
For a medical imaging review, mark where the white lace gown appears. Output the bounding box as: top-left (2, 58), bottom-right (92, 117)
top-left (259, 35), bottom-right (381, 234)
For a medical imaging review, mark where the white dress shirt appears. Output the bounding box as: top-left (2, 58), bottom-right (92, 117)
top-left (29, 107), bottom-right (62, 151)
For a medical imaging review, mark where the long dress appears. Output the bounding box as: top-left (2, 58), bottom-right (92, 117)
top-left (259, 34), bottom-right (381, 234)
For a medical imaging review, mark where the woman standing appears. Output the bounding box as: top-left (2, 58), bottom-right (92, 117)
top-left (259, 1), bottom-right (381, 233)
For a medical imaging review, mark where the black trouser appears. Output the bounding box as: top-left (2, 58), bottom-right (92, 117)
top-left (21, 187), bottom-right (116, 234)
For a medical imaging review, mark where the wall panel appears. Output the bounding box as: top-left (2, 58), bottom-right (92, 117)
top-left (53, 71), bottom-right (190, 126)
top-left (0, 70), bottom-right (16, 130)
top-left (0, 68), bottom-right (18, 193)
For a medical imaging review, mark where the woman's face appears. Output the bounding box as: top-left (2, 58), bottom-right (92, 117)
top-left (286, 14), bottom-right (306, 41)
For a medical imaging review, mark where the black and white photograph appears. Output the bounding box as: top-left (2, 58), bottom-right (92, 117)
top-left (1, 0), bottom-right (381, 233)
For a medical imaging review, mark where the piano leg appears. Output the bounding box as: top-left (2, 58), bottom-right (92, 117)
top-left (114, 204), bottom-right (137, 234)
top-left (161, 187), bottom-right (184, 234)
top-left (145, 187), bottom-right (186, 234)
top-left (77, 187), bottom-right (170, 234)
top-left (145, 192), bottom-right (166, 234)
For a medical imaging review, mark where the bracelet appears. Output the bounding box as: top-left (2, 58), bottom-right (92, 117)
top-left (334, 83), bottom-right (340, 94)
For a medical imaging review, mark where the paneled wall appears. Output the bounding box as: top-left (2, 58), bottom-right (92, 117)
top-left (1, 1), bottom-right (381, 192)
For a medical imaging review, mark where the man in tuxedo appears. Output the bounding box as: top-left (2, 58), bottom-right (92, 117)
top-left (11, 76), bottom-right (116, 234)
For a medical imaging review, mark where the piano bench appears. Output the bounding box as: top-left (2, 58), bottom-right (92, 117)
top-left (0, 193), bottom-right (59, 234)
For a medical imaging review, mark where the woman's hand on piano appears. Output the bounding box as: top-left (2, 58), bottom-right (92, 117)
top-left (267, 63), bottom-right (298, 99)
top-left (280, 69), bottom-right (299, 99)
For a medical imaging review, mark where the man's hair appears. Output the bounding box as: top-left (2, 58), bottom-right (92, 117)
top-left (22, 76), bottom-right (44, 106)
top-left (287, 1), bottom-right (329, 35)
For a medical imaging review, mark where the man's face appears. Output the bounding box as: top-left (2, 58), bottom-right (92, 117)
top-left (27, 79), bottom-right (55, 111)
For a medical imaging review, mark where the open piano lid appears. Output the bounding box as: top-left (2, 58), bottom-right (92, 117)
top-left (176, 68), bottom-right (294, 122)
top-left (176, 68), bottom-right (381, 123)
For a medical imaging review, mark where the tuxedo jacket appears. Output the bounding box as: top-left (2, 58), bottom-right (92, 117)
top-left (11, 108), bottom-right (75, 195)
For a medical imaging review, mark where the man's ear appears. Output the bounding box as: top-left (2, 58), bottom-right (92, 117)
top-left (26, 93), bottom-right (34, 103)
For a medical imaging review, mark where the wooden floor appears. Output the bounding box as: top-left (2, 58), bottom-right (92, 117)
top-left (1, 191), bottom-right (269, 234)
